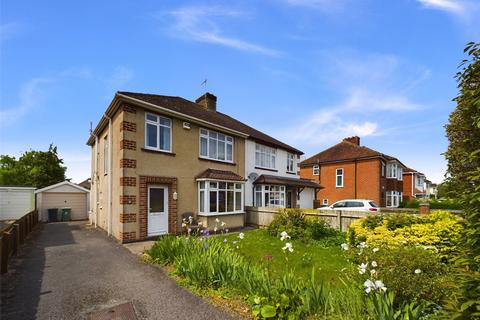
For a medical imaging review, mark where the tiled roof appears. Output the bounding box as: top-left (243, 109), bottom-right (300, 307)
top-left (117, 92), bottom-right (303, 154)
top-left (253, 174), bottom-right (322, 188)
top-left (300, 140), bottom-right (406, 167)
top-left (195, 169), bottom-right (245, 181)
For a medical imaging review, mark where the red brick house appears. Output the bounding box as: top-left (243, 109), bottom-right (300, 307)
top-left (299, 136), bottom-right (406, 207)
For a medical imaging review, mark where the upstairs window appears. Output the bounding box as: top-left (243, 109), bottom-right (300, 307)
top-left (287, 153), bottom-right (295, 173)
top-left (145, 113), bottom-right (171, 152)
top-left (313, 165), bottom-right (320, 176)
top-left (255, 144), bottom-right (276, 169)
top-left (386, 162), bottom-right (398, 179)
top-left (398, 167), bottom-right (403, 181)
top-left (381, 162), bottom-right (386, 177)
top-left (336, 168), bottom-right (344, 187)
top-left (199, 128), bottom-right (233, 162)
top-left (416, 175), bottom-right (424, 189)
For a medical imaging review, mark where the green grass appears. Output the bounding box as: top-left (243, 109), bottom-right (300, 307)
top-left (219, 229), bottom-right (351, 285)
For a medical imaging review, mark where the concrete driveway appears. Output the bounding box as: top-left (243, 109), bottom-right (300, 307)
top-left (0, 221), bottom-right (237, 320)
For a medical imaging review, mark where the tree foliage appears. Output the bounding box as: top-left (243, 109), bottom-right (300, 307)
top-left (0, 144), bottom-right (67, 189)
top-left (444, 42), bottom-right (480, 319)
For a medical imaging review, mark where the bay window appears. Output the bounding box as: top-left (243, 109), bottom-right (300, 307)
top-left (287, 153), bottom-right (295, 172)
top-left (254, 185), bottom-right (285, 208)
top-left (386, 191), bottom-right (401, 208)
top-left (198, 181), bottom-right (243, 214)
top-left (199, 128), bottom-right (233, 162)
top-left (255, 144), bottom-right (276, 169)
top-left (145, 113), bottom-right (171, 152)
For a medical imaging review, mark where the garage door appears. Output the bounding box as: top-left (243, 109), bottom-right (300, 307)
top-left (42, 192), bottom-right (87, 220)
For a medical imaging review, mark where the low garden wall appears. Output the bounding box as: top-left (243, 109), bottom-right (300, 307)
top-left (246, 206), bottom-right (369, 232)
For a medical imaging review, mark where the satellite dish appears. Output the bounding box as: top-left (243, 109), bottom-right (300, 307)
top-left (248, 172), bottom-right (259, 181)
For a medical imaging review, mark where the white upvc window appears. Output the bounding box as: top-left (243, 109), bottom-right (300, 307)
top-left (103, 135), bottom-right (109, 175)
top-left (336, 168), bottom-right (344, 187)
top-left (386, 162), bottom-right (398, 179)
top-left (145, 113), bottom-right (172, 152)
top-left (199, 128), bottom-right (233, 162)
top-left (254, 185), bottom-right (285, 208)
top-left (416, 175), bottom-right (424, 189)
top-left (386, 191), bottom-right (400, 208)
top-left (398, 167), bottom-right (403, 181)
top-left (287, 153), bottom-right (295, 173)
top-left (198, 181), bottom-right (243, 215)
top-left (323, 199), bottom-right (328, 205)
top-left (313, 164), bottom-right (320, 176)
top-left (255, 144), bottom-right (276, 169)
top-left (381, 162), bottom-right (386, 177)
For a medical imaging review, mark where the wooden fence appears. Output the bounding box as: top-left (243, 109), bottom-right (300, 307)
top-left (246, 206), bottom-right (370, 232)
top-left (0, 210), bottom-right (39, 274)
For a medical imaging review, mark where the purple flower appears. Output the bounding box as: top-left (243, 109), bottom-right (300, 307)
top-left (203, 242), bottom-right (209, 249)
top-left (225, 228), bottom-right (229, 233)
top-left (223, 239), bottom-right (228, 243)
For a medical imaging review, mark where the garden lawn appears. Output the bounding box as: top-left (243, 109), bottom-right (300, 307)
top-left (221, 229), bottom-right (351, 285)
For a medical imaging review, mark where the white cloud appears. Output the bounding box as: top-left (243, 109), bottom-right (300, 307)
top-left (106, 66), bottom-right (134, 88)
top-left (417, 0), bottom-right (465, 14)
top-left (162, 6), bottom-right (281, 57)
top-left (0, 77), bottom-right (51, 125)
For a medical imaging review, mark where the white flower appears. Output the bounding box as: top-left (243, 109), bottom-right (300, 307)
top-left (215, 218), bottom-right (220, 223)
top-left (233, 241), bottom-right (237, 245)
top-left (371, 261), bottom-right (378, 267)
top-left (280, 231), bottom-right (290, 241)
top-left (373, 248), bottom-right (379, 253)
top-left (364, 279), bottom-right (387, 294)
top-left (375, 280), bottom-right (387, 292)
top-left (236, 246), bottom-right (239, 249)
top-left (357, 242), bottom-right (367, 249)
top-left (198, 222), bottom-right (203, 226)
top-left (358, 262), bottom-right (368, 275)
top-left (188, 216), bottom-right (193, 223)
top-left (414, 269), bottom-right (422, 274)
top-left (400, 240), bottom-right (407, 244)
top-left (364, 279), bottom-right (375, 293)
top-left (213, 226), bottom-right (218, 232)
top-left (370, 269), bottom-right (376, 276)
top-left (221, 221), bottom-right (226, 227)
top-left (282, 242), bottom-right (294, 253)
top-left (181, 223), bottom-right (187, 228)
top-left (341, 243), bottom-right (349, 251)
top-left (238, 232), bottom-right (245, 240)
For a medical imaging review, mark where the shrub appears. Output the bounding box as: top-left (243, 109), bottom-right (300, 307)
top-left (348, 211), bottom-right (462, 260)
top-left (350, 245), bottom-right (452, 305)
top-left (268, 208), bottom-right (339, 243)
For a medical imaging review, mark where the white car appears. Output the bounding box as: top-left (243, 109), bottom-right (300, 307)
top-left (320, 199), bottom-right (380, 213)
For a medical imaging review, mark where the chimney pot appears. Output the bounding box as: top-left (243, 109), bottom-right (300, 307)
top-left (195, 92), bottom-right (217, 112)
top-left (343, 136), bottom-right (360, 146)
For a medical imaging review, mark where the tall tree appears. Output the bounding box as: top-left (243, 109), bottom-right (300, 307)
top-left (0, 144), bottom-right (66, 189)
top-left (444, 42), bottom-right (480, 319)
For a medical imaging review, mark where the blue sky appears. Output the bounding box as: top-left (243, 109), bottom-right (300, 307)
top-left (1, 0), bottom-right (479, 183)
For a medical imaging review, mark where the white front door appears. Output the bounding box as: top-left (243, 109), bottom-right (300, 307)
top-left (148, 185), bottom-right (168, 236)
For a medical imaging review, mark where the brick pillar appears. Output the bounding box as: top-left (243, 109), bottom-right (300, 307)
top-left (419, 202), bottom-right (430, 215)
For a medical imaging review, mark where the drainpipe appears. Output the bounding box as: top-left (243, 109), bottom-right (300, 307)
top-left (354, 160), bottom-right (358, 199)
top-left (105, 115), bottom-right (113, 236)
top-left (94, 134), bottom-right (99, 228)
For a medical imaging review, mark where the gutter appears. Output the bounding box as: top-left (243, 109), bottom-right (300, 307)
top-left (106, 115), bottom-right (113, 236)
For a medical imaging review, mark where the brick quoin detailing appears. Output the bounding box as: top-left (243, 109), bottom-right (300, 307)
top-left (120, 121), bottom-right (137, 132)
top-left (120, 140), bottom-right (137, 151)
top-left (139, 176), bottom-right (178, 240)
top-left (120, 177), bottom-right (136, 187)
top-left (120, 231), bottom-right (136, 242)
top-left (120, 213), bottom-right (137, 223)
top-left (120, 195), bottom-right (136, 205)
top-left (122, 104), bottom-right (136, 114)
top-left (120, 159), bottom-right (136, 168)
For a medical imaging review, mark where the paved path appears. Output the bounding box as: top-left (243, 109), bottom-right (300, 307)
top-left (1, 221), bottom-right (237, 320)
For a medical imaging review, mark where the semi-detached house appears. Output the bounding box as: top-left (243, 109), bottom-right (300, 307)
top-left (87, 91), bottom-right (321, 243)
top-left (299, 136), bottom-right (406, 208)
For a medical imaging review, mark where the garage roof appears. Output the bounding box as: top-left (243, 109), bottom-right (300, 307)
top-left (35, 181), bottom-right (90, 194)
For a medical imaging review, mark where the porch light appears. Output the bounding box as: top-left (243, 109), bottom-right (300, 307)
top-left (173, 191), bottom-right (178, 200)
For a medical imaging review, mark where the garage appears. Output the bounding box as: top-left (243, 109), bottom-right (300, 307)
top-left (36, 181), bottom-right (90, 222)
top-left (0, 186), bottom-right (36, 220)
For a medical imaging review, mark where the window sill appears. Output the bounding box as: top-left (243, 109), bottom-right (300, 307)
top-left (254, 166), bottom-right (278, 172)
top-left (142, 148), bottom-right (176, 156)
top-left (198, 157), bottom-right (236, 166)
top-left (197, 212), bottom-right (245, 217)
top-left (286, 171), bottom-right (297, 175)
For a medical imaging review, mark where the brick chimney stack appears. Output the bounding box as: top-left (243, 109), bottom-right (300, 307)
top-left (343, 136), bottom-right (360, 146)
top-left (195, 92), bottom-right (217, 112)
